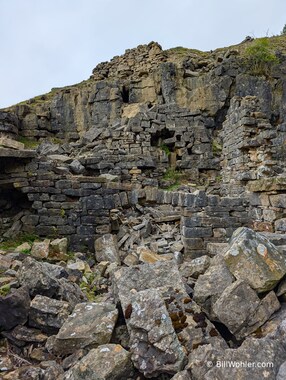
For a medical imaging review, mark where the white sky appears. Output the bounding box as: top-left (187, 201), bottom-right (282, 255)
top-left (1, 0), bottom-right (285, 108)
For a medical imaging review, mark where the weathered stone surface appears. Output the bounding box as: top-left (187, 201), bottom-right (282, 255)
top-left (193, 258), bottom-right (234, 319)
top-left (277, 361), bottom-right (286, 380)
top-left (31, 239), bottom-right (50, 259)
top-left (18, 257), bottom-right (60, 297)
top-left (137, 246), bottom-right (172, 263)
top-left (112, 260), bottom-right (187, 310)
top-left (128, 289), bottom-right (187, 377)
top-left (2, 366), bottom-right (44, 380)
top-left (204, 336), bottom-right (286, 380)
top-left (29, 294), bottom-right (71, 333)
top-left (170, 370), bottom-right (192, 379)
top-left (0, 286), bottom-right (30, 331)
top-left (213, 280), bottom-right (280, 340)
top-left (0, 136), bottom-right (24, 150)
top-left (63, 344), bottom-right (133, 380)
top-left (224, 227), bottom-right (286, 293)
top-left (8, 325), bottom-right (48, 344)
top-left (49, 238), bottom-right (68, 260)
top-left (94, 234), bottom-right (120, 264)
top-left (179, 256), bottom-right (210, 279)
top-left (47, 302), bottom-right (118, 355)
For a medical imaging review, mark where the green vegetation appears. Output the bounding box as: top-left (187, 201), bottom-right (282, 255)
top-left (212, 139), bottom-right (222, 156)
top-left (60, 208), bottom-right (66, 218)
top-left (0, 233), bottom-right (38, 251)
top-left (162, 168), bottom-right (185, 191)
top-left (0, 284), bottom-right (11, 297)
top-left (244, 38), bottom-right (279, 76)
top-left (18, 136), bottom-right (39, 149)
top-left (281, 24), bottom-right (286, 35)
top-left (80, 271), bottom-right (98, 301)
top-left (160, 144), bottom-right (171, 156)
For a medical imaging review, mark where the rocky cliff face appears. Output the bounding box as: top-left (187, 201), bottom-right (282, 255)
top-left (1, 37), bottom-right (286, 379)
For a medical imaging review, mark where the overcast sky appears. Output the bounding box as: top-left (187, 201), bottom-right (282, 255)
top-left (1, 0), bottom-right (285, 108)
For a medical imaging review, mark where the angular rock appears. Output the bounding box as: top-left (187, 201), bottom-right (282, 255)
top-left (137, 246), bottom-right (173, 264)
top-left (29, 294), bottom-right (71, 333)
top-left (18, 257), bottom-right (59, 297)
top-left (170, 371), bottom-right (192, 380)
top-left (63, 344), bottom-right (133, 380)
top-left (2, 366), bottom-right (44, 380)
top-left (112, 260), bottom-right (187, 310)
top-left (179, 256), bottom-right (210, 279)
top-left (47, 302), bottom-right (118, 355)
top-left (224, 227), bottom-right (286, 293)
top-left (204, 336), bottom-right (286, 380)
top-left (277, 361), bottom-right (286, 380)
top-left (193, 258), bottom-right (234, 319)
top-left (8, 325), bottom-right (48, 344)
top-left (94, 234), bottom-right (120, 264)
top-left (69, 159), bottom-right (85, 174)
top-left (31, 239), bottom-right (50, 259)
top-left (187, 341), bottom-right (226, 380)
top-left (49, 238), bottom-right (68, 261)
top-left (213, 280), bottom-right (280, 340)
top-left (0, 286), bottom-right (30, 331)
top-left (128, 289), bottom-right (187, 377)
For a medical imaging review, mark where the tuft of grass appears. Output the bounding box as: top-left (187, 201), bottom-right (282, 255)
top-left (160, 144), bottom-right (171, 156)
top-left (18, 136), bottom-right (39, 149)
top-left (80, 272), bottom-right (98, 301)
top-left (244, 37), bottom-right (279, 76)
top-left (0, 284), bottom-right (11, 297)
top-left (212, 139), bottom-right (222, 156)
top-left (0, 233), bottom-right (38, 251)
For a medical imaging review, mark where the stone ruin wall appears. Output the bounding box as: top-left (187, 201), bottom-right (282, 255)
top-left (1, 42), bottom-right (286, 257)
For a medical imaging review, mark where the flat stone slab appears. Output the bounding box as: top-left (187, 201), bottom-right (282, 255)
top-left (47, 302), bottom-right (118, 355)
top-left (63, 344), bottom-right (133, 380)
top-left (0, 147), bottom-right (36, 158)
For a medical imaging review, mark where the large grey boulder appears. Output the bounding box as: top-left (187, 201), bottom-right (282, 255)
top-left (112, 260), bottom-right (187, 310)
top-left (213, 280), bottom-right (280, 340)
top-left (128, 289), bottom-right (187, 377)
top-left (47, 302), bottom-right (118, 355)
top-left (18, 257), bottom-right (59, 297)
top-left (224, 227), bottom-right (286, 293)
top-left (0, 286), bottom-right (30, 331)
top-left (193, 257), bottom-right (235, 319)
top-left (63, 344), bottom-right (133, 380)
top-left (204, 336), bottom-right (286, 380)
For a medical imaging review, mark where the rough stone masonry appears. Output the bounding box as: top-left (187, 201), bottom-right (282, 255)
top-left (1, 37), bottom-right (286, 379)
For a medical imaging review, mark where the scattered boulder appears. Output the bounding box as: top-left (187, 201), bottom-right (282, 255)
top-left (193, 257), bottom-right (235, 319)
top-left (18, 257), bottom-right (59, 297)
top-left (94, 234), bottom-right (120, 264)
top-left (204, 336), bottom-right (286, 380)
top-left (30, 239), bottom-right (50, 259)
top-left (128, 288), bottom-right (187, 377)
top-left (179, 255), bottom-right (211, 279)
top-left (213, 280), bottom-right (280, 340)
top-left (0, 286), bottom-right (30, 331)
top-left (224, 227), bottom-right (286, 293)
top-left (49, 238), bottom-right (68, 261)
top-left (63, 344), bottom-right (133, 380)
top-left (29, 295), bottom-right (71, 333)
top-left (47, 302), bottom-right (118, 355)
top-left (112, 260), bottom-right (187, 309)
